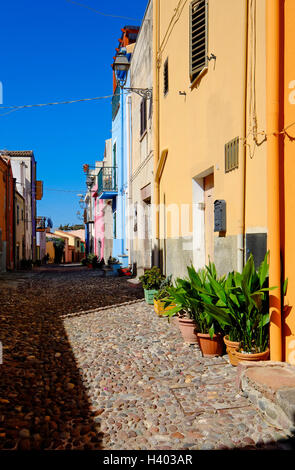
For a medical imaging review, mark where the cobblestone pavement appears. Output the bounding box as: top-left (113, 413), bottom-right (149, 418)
top-left (0, 267), bottom-right (294, 450)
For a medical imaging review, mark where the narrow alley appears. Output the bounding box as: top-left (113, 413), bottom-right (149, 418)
top-left (0, 266), bottom-right (294, 450)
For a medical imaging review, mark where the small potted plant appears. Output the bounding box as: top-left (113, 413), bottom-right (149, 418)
top-left (139, 267), bottom-right (165, 305)
top-left (86, 254), bottom-right (97, 269)
top-left (163, 275), bottom-right (200, 344)
top-left (153, 275), bottom-right (176, 316)
top-left (163, 263), bottom-right (224, 353)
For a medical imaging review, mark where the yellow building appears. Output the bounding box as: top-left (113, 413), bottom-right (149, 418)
top-left (54, 230), bottom-right (83, 263)
top-left (152, 0), bottom-right (295, 363)
top-left (153, 0), bottom-right (267, 279)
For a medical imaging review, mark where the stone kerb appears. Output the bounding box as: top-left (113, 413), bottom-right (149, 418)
top-left (236, 361), bottom-right (295, 433)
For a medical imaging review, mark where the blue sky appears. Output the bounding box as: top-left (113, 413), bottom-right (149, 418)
top-left (0, 0), bottom-right (148, 227)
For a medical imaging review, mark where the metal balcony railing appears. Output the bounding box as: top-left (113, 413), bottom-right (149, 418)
top-left (97, 167), bottom-right (117, 197)
top-left (36, 216), bottom-right (46, 230)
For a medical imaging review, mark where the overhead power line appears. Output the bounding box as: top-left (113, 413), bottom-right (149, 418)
top-left (0, 94), bottom-right (113, 117)
top-left (0, 95), bottom-right (113, 111)
top-left (66, 0), bottom-right (139, 21)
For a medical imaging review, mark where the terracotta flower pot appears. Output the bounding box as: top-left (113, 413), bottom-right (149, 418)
top-left (177, 317), bottom-right (198, 343)
top-left (197, 332), bottom-right (224, 357)
top-left (153, 298), bottom-right (176, 317)
top-left (224, 335), bottom-right (241, 366)
top-left (234, 347), bottom-right (270, 362)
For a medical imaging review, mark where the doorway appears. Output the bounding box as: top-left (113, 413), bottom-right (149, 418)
top-left (204, 173), bottom-right (214, 263)
top-left (192, 169), bottom-right (214, 270)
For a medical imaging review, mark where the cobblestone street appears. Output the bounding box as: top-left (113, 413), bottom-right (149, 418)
top-left (0, 266), bottom-right (294, 450)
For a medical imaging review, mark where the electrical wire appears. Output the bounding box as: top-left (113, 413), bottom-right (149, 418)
top-left (157, 0), bottom-right (188, 63)
top-left (0, 94), bottom-right (113, 112)
top-left (0, 89), bottom-right (141, 117)
top-left (66, 0), bottom-right (139, 21)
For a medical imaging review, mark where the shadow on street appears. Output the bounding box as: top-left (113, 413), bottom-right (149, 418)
top-left (0, 267), bottom-right (143, 450)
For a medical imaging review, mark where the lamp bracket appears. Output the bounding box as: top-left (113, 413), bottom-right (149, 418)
top-left (124, 88), bottom-right (153, 99)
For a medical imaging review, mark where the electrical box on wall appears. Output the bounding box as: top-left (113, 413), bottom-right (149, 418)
top-left (214, 200), bottom-right (226, 232)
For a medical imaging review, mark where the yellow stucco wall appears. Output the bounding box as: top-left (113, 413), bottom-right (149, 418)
top-left (156, 0), bottom-right (267, 266)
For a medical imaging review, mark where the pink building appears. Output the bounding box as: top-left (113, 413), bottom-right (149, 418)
top-left (93, 185), bottom-right (103, 260)
top-left (91, 140), bottom-right (114, 262)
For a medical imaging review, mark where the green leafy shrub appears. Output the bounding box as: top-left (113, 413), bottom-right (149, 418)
top-left (199, 252), bottom-right (277, 353)
top-left (163, 263), bottom-right (223, 337)
top-left (154, 275), bottom-right (173, 300)
top-left (139, 267), bottom-right (165, 290)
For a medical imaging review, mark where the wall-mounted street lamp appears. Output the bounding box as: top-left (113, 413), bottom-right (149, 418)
top-left (113, 49), bottom-right (153, 100)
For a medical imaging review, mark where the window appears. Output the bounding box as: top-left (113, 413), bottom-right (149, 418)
top-left (140, 98), bottom-right (147, 136)
top-left (17, 205), bottom-right (19, 225)
top-left (113, 211), bottom-right (117, 239)
top-left (190, 0), bottom-right (208, 83)
top-left (113, 142), bottom-right (117, 190)
top-left (225, 137), bottom-right (239, 173)
top-left (164, 58), bottom-right (169, 95)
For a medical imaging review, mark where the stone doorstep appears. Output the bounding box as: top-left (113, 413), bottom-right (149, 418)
top-left (236, 361), bottom-right (295, 434)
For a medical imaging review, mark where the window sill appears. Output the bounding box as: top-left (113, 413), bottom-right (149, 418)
top-left (190, 66), bottom-right (208, 91)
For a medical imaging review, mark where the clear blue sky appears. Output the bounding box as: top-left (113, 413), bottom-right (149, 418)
top-left (0, 0), bottom-right (148, 227)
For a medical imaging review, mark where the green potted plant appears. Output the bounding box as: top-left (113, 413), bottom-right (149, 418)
top-left (201, 252), bottom-right (278, 364)
top-left (163, 264), bottom-right (223, 353)
top-left (139, 267), bottom-right (165, 304)
top-left (86, 254), bottom-right (97, 269)
top-left (153, 275), bottom-right (176, 316)
top-left (186, 263), bottom-right (224, 355)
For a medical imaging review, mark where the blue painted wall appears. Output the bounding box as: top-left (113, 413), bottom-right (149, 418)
top-left (111, 68), bottom-right (130, 268)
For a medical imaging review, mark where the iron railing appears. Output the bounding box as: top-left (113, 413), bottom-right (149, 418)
top-left (36, 216), bottom-right (46, 230)
top-left (97, 167), bottom-right (117, 196)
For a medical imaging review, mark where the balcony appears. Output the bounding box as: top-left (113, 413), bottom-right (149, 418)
top-left (96, 167), bottom-right (118, 200)
top-left (36, 216), bottom-right (46, 231)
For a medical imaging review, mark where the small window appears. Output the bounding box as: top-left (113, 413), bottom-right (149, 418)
top-left (17, 205), bottom-right (19, 225)
top-left (140, 98), bottom-right (147, 136)
top-left (190, 0), bottom-right (208, 82)
top-left (164, 58), bottom-right (169, 95)
top-left (225, 137), bottom-right (239, 173)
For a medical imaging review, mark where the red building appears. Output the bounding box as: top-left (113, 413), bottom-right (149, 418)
top-left (0, 156), bottom-right (14, 271)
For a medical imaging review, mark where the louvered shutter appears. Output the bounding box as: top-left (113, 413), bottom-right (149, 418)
top-left (190, 0), bottom-right (208, 82)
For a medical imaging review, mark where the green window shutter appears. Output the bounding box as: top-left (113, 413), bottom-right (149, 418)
top-left (190, 0), bottom-right (208, 82)
top-left (225, 137), bottom-right (239, 173)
